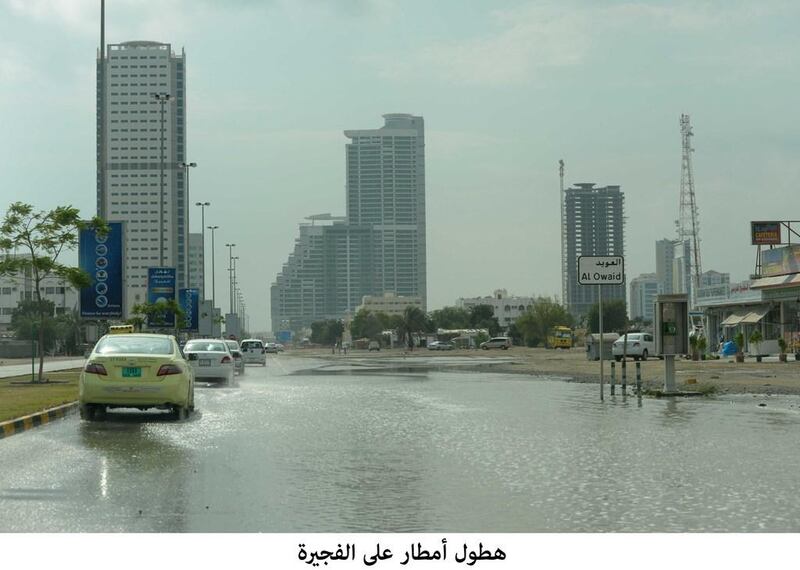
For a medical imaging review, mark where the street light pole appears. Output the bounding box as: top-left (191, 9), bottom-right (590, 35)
top-left (231, 256), bottom-right (239, 315)
top-left (194, 199), bottom-right (209, 297)
top-left (225, 243), bottom-right (236, 316)
top-left (208, 225), bottom-right (219, 313)
top-left (179, 161), bottom-right (198, 287)
top-left (152, 92), bottom-right (172, 267)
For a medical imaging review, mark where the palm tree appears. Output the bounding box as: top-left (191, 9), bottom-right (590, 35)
top-left (398, 306), bottom-right (427, 350)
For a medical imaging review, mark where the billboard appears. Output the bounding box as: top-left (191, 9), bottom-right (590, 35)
top-left (147, 267), bottom-right (177, 328)
top-left (761, 245), bottom-right (800, 277)
top-left (79, 222), bottom-right (124, 318)
top-left (751, 221), bottom-right (781, 245)
top-left (179, 288), bottom-right (199, 332)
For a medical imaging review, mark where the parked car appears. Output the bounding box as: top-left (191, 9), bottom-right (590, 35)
top-left (428, 340), bottom-right (456, 351)
top-left (224, 340), bottom-right (245, 375)
top-left (612, 332), bottom-right (656, 361)
top-left (276, 343), bottom-right (285, 352)
top-left (480, 337), bottom-right (512, 350)
top-left (184, 338), bottom-right (236, 385)
top-left (264, 342), bottom-right (279, 354)
top-left (240, 338), bottom-right (267, 366)
top-left (79, 333), bottom-right (195, 421)
top-left (368, 340), bottom-right (380, 352)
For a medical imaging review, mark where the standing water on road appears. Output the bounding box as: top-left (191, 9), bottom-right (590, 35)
top-left (0, 357), bottom-right (798, 532)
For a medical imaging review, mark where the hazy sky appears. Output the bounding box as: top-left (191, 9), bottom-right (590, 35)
top-left (1, 0), bottom-right (798, 331)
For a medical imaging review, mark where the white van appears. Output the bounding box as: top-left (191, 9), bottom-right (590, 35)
top-left (240, 338), bottom-right (267, 366)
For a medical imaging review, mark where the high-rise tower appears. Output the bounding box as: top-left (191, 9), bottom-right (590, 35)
top-left (564, 183), bottom-right (626, 317)
top-left (344, 114), bottom-right (427, 309)
top-left (96, 41), bottom-right (188, 317)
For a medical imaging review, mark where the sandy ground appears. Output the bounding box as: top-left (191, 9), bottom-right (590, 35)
top-left (289, 346), bottom-right (800, 395)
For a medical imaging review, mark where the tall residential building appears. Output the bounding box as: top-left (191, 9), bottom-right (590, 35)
top-left (187, 233), bottom-right (203, 299)
top-left (270, 219), bottom-right (377, 332)
top-left (564, 183), bottom-right (626, 317)
top-left (629, 273), bottom-right (660, 323)
top-left (272, 114), bottom-right (427, 332)
top-left (344, 114), bottom-right (427, 309)
top-left (97, 41), bottom-right (187, 317)
top-left (656, 238), bottom-right (691, 299)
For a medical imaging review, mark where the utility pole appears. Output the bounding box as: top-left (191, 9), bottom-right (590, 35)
top-left (153, 92), bottom-right (172, 267)
top-left (678, 114), bottom-right (702, 309)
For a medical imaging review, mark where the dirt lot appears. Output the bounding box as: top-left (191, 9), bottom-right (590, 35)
top-left (291, 346), bottom-right (800, 395)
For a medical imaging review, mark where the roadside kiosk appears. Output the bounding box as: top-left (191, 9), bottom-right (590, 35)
top-left (654, 294), bottom-right (689, 393)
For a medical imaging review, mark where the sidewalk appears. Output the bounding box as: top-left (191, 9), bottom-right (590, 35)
top-left (0, 357), bottom-right (86, 379)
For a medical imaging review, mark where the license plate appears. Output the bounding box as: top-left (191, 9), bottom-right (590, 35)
top-left (122, 367), bottom-right (141, 378)
top-left (199, 359), bottom-right (211, 367)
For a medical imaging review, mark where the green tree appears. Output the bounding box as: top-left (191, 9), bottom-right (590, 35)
top-left (515, 297), bottom-right (574, 347)
top-left (10, 299), bottom-right (60, 354)
top-left (56, 308), bottom-right (84, 355)
top-left (0, 202), bottom-right (108, 382)
top-left (131, 299), bottom-right (187, 334)
top-left (310, 319), bottom-right (344, 346)
top-left (397, 306), bottom-right (428, 349)
top-left (587, 299), bottom-right (628, 334)
top-left (469, 304), bottom-right (501, 336)
top-left (429, 306), bottom-right (471, 330)
top-left (350, 309), bottom-right (385, 340)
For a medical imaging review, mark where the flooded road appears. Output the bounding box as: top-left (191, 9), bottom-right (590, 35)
top-left (0, 355), bottom-right (798, 532)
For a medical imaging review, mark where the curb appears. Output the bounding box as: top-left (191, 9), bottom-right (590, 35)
top-left (0, 402), bottom-right (79, 440)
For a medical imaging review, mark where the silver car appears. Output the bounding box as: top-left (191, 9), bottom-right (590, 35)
top-left (225, 340), bottom-right (246, 375)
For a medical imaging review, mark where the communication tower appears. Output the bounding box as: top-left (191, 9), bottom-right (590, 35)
top-left (678, 114), bottom-right (702, 308)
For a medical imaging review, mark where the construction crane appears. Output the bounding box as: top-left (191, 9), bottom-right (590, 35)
top-left (678, 114), bottom-right (702, 308)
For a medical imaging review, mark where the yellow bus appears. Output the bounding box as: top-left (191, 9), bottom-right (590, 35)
top-left (546, 326), bottom-right (573, 349)
top-left (108, 324), bottom-right (135, 335)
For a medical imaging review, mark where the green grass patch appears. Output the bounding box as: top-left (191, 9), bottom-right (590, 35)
top-left (0, 370), bottom-right (80, 423)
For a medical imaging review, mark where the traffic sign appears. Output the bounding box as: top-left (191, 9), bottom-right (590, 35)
top-left (578, 256), bottom-right (625, 285)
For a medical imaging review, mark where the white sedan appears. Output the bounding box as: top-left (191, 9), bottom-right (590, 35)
top-left (612, 333), bottom-right (656, 361)
top-left (184, 339), bottom-right (236, 385)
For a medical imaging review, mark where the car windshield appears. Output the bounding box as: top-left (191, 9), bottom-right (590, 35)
top-left (185, 341), bottom-right (228, 352)
top-left (241, 341), bottom-right (263, 349)
top-left (95, 336), bottom-right (173, 355)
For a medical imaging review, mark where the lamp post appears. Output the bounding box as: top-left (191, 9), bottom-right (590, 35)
top-left (194, 200), bottom-right (209, 296)
top-left (208, 225), bottom-right (219, 313)
top-left (231, 256), bottom-right (240, 315)
top-left (152, 92), bottom-right (172, 267)
top-left (225, 243), bottom-right (236, 315)
top-left (179, 163), bottom-right (197, 287)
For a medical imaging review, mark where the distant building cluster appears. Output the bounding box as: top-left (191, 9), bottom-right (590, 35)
top-left (271, 114), bottom-right (427, 332)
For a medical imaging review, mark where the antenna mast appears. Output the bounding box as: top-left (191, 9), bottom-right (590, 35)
top-left (559, 159), bottom-right (567, 307)
top-left (678, 114), bottom-right (702, 308)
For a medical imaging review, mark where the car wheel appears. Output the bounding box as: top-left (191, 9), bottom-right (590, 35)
top-left (642, 349), bottom-right (648, 361)
top-left (174, 403), bottom-right (189, 421)
top-left (614, 356), bottom-right (622, 362)
top-left (502, 346), bottom-right (508, 350)
top-left (79, 404), bottom-right (96, 421)
top-left (633, 355), bottom-right (640, 361)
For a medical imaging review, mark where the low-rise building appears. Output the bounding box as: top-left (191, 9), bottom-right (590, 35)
top-left (456, 289), bottom-right (534, 328)
top-left (357, 292), bottom-right (422, 317)
top-left (0, 259), bottom-right (79, 333)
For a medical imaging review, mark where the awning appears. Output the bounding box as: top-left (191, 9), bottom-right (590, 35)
top-left (738, 306), bottom-right (771, 325)
top-left (751, 275), bottom-right (793, 289)
top-left (720, 312), bottom-right (746, 326)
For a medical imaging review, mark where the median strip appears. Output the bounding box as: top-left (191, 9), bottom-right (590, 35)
top-left (0, 402), bottom-right (79, 440)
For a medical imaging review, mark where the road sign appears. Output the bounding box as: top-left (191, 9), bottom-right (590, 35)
top-left (578, 256), bottom-right (625, 285)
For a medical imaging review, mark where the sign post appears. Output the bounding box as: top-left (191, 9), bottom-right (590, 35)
top-left (578, 255), bottom-right (625, 401)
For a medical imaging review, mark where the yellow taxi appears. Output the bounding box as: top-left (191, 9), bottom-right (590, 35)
top-left (79, 333), bottom-right (195, 421)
